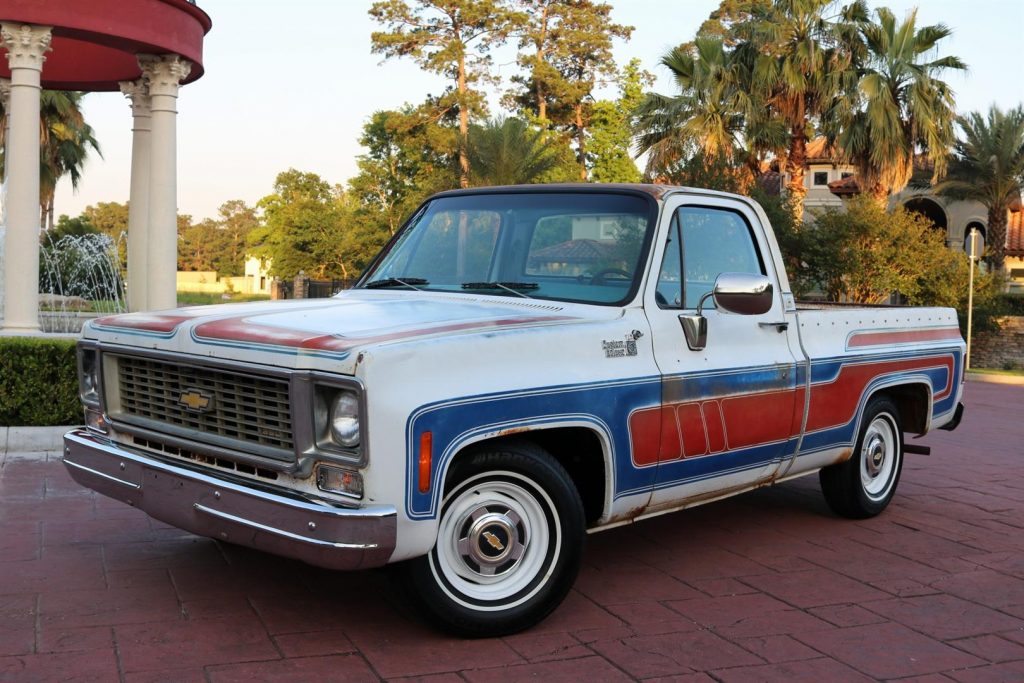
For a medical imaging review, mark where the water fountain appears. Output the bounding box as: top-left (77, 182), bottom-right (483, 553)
top-left (38, 231), bottom-right (127, 333)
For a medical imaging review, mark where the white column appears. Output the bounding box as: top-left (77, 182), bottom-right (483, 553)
top-left (119, 79), bottom-right (152, 312)
top-left (138, 55), bottom-right (190, 311)
top-left (0, 24), bottom-right (51, 333)
top-left (0, 78), bottom-right (11, 324)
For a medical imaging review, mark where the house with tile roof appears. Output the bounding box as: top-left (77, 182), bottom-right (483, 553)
top-left (777, 138), bottom-right (1024, 290)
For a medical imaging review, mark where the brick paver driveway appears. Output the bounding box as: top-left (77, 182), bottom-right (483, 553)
top-left (1, 381), bottom-right (1022, 682)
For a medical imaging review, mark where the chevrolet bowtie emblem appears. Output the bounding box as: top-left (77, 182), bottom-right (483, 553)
top-left (482, 531), bottom-right (505, 551)
top-left (178, 389), bottom-right (213, 413)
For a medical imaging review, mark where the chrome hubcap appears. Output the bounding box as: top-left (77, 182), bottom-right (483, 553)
top-left (865, 434), bottom-right (886, 476)
top-left (860, 413), bottom-right (898, 501)
top-left (458, 508), bottom-right (526, 575)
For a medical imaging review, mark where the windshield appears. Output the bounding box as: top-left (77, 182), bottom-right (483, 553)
top-left (360, 192), bottom-right (656, 305)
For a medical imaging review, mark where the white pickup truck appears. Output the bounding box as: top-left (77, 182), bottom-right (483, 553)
top-left (64, 184), bottom-right (965, 636)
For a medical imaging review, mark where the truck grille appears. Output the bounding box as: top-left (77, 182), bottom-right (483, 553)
top-left (113, 355), bottom-right (294, 454)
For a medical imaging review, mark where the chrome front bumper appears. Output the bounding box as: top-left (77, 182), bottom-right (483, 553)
top-left (62, 430), bottom-right (397, 570)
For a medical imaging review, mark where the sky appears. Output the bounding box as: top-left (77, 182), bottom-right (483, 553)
top-left (51, 0), bottom-right (1024, 222)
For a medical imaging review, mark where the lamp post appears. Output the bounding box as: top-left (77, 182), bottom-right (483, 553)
top-left (966, 227), bottom-right (981, 370)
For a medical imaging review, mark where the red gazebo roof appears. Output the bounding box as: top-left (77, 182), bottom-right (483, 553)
top-left (0, 0), bottom-right (211, 91)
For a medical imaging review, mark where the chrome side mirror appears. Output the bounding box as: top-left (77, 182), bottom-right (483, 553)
top-left (679, 273), bottom-right (774, 351)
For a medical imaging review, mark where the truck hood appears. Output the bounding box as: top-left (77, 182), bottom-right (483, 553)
top-left (85, 290), bottom-right (611, 373)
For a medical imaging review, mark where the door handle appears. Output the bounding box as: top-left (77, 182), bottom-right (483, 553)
top-left (758, 321), bottom-right (789, 333)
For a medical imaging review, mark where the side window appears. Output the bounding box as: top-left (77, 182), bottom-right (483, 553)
top-left (655, 213), bottom-right (682, 308)
top-left (678, 206), bottom-right (764, 309)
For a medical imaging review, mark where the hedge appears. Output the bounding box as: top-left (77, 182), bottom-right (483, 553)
top-left (0, 337), bottom-right (80, 426)
top-left (999, 294), bottom-right (1024, 317)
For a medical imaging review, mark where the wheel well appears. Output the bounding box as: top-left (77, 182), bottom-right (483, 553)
top-left (875, 383), bottom-right (930, 435)
top-left (446, 428), bottom-right (607, 525)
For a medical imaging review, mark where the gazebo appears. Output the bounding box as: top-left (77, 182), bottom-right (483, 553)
top-left (0, 0), bottom-right (211, 332)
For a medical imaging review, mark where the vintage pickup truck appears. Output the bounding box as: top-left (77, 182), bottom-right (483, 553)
top-left (64, 184), bottom-right (965, 636)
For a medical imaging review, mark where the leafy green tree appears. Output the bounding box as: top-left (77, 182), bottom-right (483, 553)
top-left (348, 107), bottom-right (459, 236)
top-left (789, 196), bottom-right (996, 317)
top-left (48, 214), bottom-right (100, 240)
top-left (589, 59), bottom-right (650, 183)
top-left (936, 106), bottom-right (1024, 271)
top-left (837, 7), bottom-right (965, 202)
top-left (250, 170), bottom-right (384, 280)
top-left (178, 218), bottom-right (225, 273)
top-left (466, 117), bottom-right (564, 185)
top-left (213, 200), bottom-right (260, 276)
top-left (369, 0), bottom-right (521, 189)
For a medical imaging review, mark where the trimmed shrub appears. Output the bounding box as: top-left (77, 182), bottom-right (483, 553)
top-left (999, 294), bottom-right (1024, 316)
top-left (0, 337), bottom-right (80, 426)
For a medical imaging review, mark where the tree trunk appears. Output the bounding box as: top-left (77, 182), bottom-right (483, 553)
top-left (535, 5), bottom-right (549, 122)
top-left (868, 182), bottom-right (888, 207)
top-left (47, 196), bottom-right (54, 231)
top-left (785, 127), bottom-right (807, 221)
top-left (457, 51), bottom-right (470, 189)
top-left (575, 103), bottom-right (587, 182)
top-left (987, 203), bottom-right (1008, 272)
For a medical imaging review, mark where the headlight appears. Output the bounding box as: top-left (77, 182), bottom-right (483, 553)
top-left (329, 389), bottom-right (360, 447)
top-left (78, 347), bottom-right (100, 406)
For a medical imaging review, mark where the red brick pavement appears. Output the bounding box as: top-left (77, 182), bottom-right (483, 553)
top-left (1, 381), bottom-right (1022, 682)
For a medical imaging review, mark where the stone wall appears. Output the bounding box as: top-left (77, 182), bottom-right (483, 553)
top-left (971, 316), bottom-right (1024, 370)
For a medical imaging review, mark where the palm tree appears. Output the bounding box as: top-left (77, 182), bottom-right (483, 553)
top-left (737, 0), bottom-right (865, 218)
top-left (0, 90), bottom-right (100, 230)
top-left (838, 7), bottom-right (965, 203)
top-left (39, 91), bottom-right (101, 230)
top-left (466, 117), bottom-right (563, 186)
top-left (936, 106), bottom-right (1024, 271)
top-left (633, 38), bottom-right (757, 178)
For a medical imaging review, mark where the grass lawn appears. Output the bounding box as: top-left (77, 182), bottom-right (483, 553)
top-left (177, 292), bottom-right (272, 306)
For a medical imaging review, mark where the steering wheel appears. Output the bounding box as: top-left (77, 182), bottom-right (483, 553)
top-left (586, 268), bottom-right (633, 285)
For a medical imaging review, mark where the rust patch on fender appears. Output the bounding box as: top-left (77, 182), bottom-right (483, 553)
top-left (833, 448), bottom-right (853, 465)
top-left (497, 426), bottom-right (531, 437)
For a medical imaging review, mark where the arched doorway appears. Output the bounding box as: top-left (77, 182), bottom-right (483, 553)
top-left (903, 197), bottom-right (948, 232)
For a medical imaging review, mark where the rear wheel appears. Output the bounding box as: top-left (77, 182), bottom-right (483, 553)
top-left (820, 396), bottom-right (903, 519)
top-left (403, 442), bottom-right (585, 637)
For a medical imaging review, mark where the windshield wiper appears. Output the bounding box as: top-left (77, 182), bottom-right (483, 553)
top-left (461, 281), bottom-right (538, 299)
top-left (363, 277), bottom-right (428, 290)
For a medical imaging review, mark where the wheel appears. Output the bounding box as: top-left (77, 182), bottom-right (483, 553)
top-left (402, 441), bottom-right (585, 637)
top-left (820, 396), bottom-right (903, 519)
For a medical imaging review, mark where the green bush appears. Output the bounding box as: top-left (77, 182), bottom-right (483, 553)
top-left (998, 293), bottom-right (1024, 317)
top-left (0, 337), bottom-right (80, 426)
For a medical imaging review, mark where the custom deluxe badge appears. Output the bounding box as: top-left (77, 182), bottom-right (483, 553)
top-left (602, 330), bottom-right (642, 358)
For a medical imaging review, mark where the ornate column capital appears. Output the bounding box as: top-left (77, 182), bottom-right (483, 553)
top-left (0, 24), bottom-right (52, 71)
top-left (137, 54), bottom-right (192, 98)
top-left (119, 79), bottom-right (151, 118)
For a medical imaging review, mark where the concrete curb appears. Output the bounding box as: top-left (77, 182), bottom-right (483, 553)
top-left (1, 425), bottom-right (78, 454)
top-left (966, 372), bottom-right (1024, 387)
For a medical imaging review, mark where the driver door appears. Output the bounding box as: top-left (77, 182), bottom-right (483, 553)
top-left (642, 196), bottom-right (803, 510)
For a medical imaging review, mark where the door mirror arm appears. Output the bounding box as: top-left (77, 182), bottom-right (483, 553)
top-left (677, 273), bottom-right (774, 352)
top-left (679, 290), bottom-right (714, 351)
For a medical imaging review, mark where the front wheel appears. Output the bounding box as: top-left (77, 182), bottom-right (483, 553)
top-left (402, 442), bottom-right (585, 637)
top-left (820, 396), bottom-right (903, 519)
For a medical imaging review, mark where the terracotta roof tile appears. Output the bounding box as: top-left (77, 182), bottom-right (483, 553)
top-left (827, 174), bottom-right (861, 195)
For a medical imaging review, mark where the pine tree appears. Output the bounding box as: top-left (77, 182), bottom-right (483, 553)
top-left (369, 0), bottom-right (522, 188)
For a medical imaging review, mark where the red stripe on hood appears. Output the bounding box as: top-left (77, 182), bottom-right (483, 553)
top-left (93, 313), bottom-right (199, 334)
top-left (192, 315), bottom-right (578, 352)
